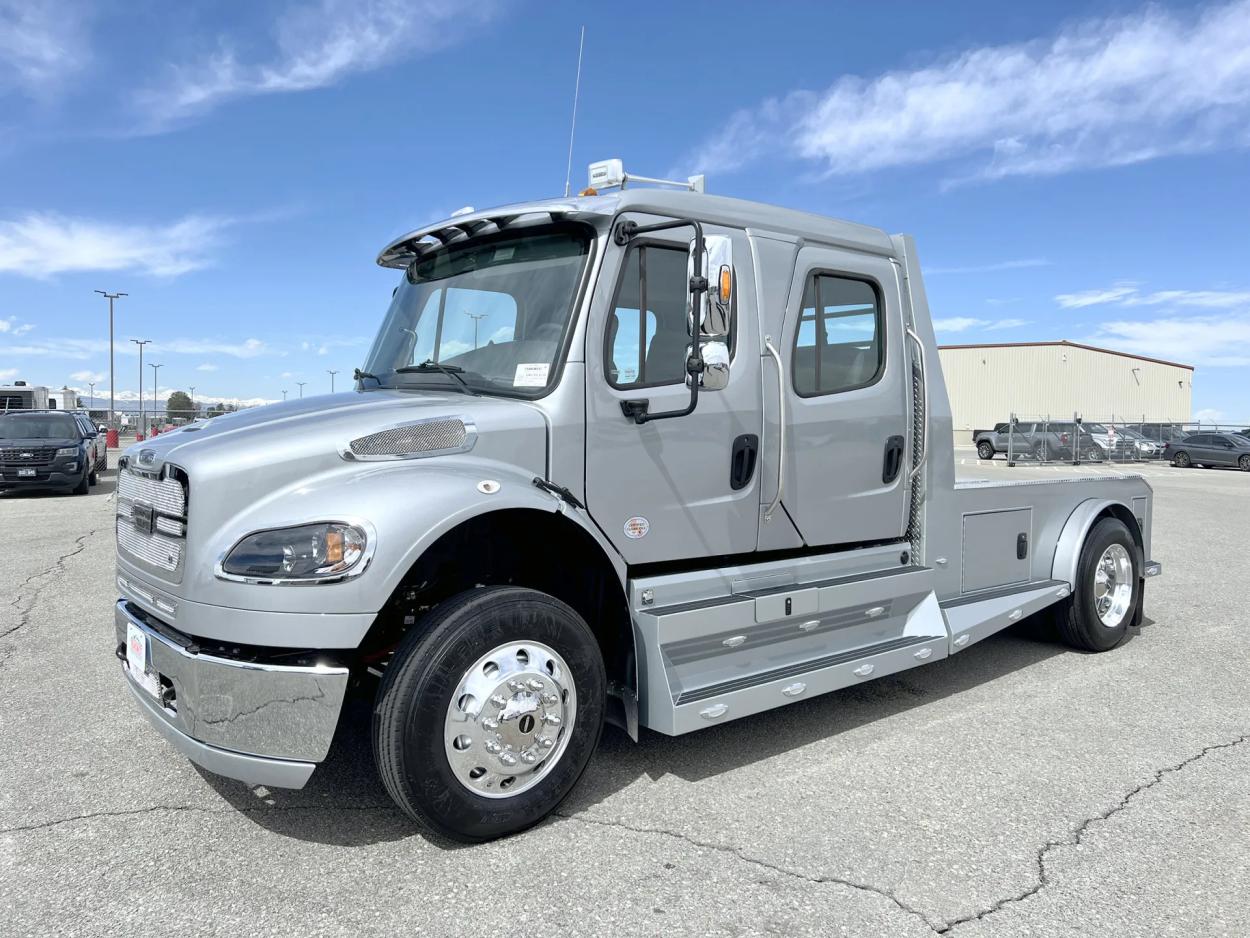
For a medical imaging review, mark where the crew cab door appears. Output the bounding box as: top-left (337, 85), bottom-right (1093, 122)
top-left (772, 245), bottom-right (911, 546)
top-left (584, 219), bottom-right (763, 564)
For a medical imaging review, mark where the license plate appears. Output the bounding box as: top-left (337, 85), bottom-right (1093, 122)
top-left (125, 623), bottom-right (160, 698)
top-left (17, 468), bottom-right (35, 477)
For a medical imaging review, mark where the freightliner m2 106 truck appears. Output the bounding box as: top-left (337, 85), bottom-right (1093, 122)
top-left (115, 162), bottom-right (1162, 841)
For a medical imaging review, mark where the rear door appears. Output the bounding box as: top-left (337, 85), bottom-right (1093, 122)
top-left (774, 246), bottom-right (910, 546)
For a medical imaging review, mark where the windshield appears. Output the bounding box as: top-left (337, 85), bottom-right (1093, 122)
top-left (0, 413), bottom-right (79, 439)
top-left (361, 225), bottom-right (593, 396)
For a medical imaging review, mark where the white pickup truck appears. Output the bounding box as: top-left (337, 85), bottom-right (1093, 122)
top-left (113, 161), bottom-right (1161, 841)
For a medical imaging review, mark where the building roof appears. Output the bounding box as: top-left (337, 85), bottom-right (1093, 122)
top-left (937, 339), bottom-right (1193, 372)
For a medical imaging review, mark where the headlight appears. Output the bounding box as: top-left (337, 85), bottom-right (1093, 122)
top-left (220, 522), bottom-right (368, 581)
top-left (55, 446), bottom-right (79, 457)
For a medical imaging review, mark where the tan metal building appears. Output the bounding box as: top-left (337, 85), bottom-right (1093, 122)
top-left (938, 340), bottom-right (1194, 444)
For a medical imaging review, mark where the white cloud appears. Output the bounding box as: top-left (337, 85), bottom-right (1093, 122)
top-left (136, 0), bottom-right (501, 128)
top-left (925, 259), bottom-right (1049, 276)
top-left (1056, 284), bottom-right (1250, 309)
top-left (0, 0), bottom-right (90, 96)
top-left (0, 336), bottom-right (268, 360)
top-left (1091, 313), bottom-right (1250, 367)
top-left (1193, 408), bottom-right (1226, 423)
top-left (0, 212), bottom-right (235, 278)
top-left (196, 363), bottom-right (219, 372)
top-left (932, 316), bottom-right (1031, 333)
top-left (153, 337), bottom-right (267, 358)
top-left (687, 0), bottom-right (1250, 184)
top-left (1055, 285), bottom-right (1139, 309)
top-left (0, 367), bottom-right (17, 380)
top-left (280, 371), bottom-right (293, 379)
top-left (69, 369), bottom-right (105, 383)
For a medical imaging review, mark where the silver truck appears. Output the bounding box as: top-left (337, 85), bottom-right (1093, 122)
top-left (114, 162), bottom-right (1162, 842)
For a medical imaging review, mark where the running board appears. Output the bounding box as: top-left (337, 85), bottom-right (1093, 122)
top-left (941, 579), bottom-right (1071, 653)
top-left (633, 562), bottom-right (946, 735)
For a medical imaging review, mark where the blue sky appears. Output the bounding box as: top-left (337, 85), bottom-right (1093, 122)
top-left (1, 0), bottom-right (1247, 420)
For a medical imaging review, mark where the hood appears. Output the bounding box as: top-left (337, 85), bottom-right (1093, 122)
top-left (1, 436), bottom-right (80, 450)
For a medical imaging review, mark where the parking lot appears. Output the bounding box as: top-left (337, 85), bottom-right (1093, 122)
top-left (2, 453), bottom-right (1247, 937)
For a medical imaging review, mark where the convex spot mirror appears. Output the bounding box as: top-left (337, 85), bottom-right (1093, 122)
top-left (687, 234), bottom-right (733, 338)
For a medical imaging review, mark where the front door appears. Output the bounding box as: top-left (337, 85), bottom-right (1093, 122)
top-left (584, 219), bottom-right (763, 564)
top-left (774, 244), bottom-right (911, 547)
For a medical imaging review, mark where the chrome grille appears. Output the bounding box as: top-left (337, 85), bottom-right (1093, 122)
top-left (117, 521), bottom-right (183, 572)
top-left (347, 417), bottom-right (472, 459)
top-left (117, 462), bottom-right (187, 576)
top-left (118, 469), bottom-right (186, 516)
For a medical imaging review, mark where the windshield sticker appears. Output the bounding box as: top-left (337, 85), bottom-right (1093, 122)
top-left (623, 516), bottom-right (650, 539)
top-left (513, 363), bottom-right (550, 387)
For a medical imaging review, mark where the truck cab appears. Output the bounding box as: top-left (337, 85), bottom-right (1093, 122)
top-left (114, 165), bottom-right (1160, 841)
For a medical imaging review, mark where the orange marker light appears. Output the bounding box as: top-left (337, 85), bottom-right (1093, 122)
top-left (718, 265), bottom-right (732, 304)
top-left (325, 530), bottom-right (345, 565)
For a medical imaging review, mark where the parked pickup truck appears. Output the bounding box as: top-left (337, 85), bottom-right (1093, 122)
top-left (114, 162), bottom-right (1163, 842)
top-left (974, 421), bottom-right (1105, 462)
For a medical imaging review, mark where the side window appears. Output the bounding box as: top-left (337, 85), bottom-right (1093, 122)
top-left (792, 273), bottom-right (884, 397)
top-left (608, 245), bottom-right (690, 388)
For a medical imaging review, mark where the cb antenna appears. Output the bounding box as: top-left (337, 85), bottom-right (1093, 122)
top-left (563, 25), bottom-right (586, 197)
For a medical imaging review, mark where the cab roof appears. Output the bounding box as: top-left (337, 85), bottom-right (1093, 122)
top-left (376, 189), bottom-right (897, 269)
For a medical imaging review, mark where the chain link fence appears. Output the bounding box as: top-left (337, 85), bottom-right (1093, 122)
top-left (972, 414), bottom-right (1250, 466)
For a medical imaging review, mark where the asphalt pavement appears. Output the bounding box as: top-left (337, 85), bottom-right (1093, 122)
top-left (2, 454), bottom-right (1247, 936)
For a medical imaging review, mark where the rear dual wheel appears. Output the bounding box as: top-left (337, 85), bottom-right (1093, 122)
top-left (373, 586), bottom-right (605, 842)
top-left (1055, 517), bottom-right (1139, 652)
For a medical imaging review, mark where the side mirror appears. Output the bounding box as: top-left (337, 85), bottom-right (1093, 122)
top-left (687, 235), bottom-right (733, 338)
top-left (687, 340), bottom-right (730, 391)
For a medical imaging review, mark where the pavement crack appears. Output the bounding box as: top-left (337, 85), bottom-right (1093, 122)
top-left (1, 528), bottom-right (102, 653)
top-left (3, 801), bottom-right (397, 835)
top-left (555, 811), bottom-right (939, 930)
top-left (937, 733), bottom-right (1250, 933)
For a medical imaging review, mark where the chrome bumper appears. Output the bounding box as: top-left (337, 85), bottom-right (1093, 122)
top-left (115, 600), bottom-right (350, 789)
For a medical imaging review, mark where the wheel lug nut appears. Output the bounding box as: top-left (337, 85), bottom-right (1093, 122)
top-left (542, 693), bottom-right (558, 705)
top-left (542, 714), bottom-right (561, 726)
top-left (508, 680), bottom-right (525, 692)
top-left (499, 753), bottom-right (518, 766)
top-left (537, 736), bottom-right (554, 749)
top-left (489, 695), bottom-right (507, 707)
top-left (527, 679), bottom-right (545, 691)
top-left (485, 740), bottom-right (501, 754)
top-left (481, 718), bottom-right (499, 730)
top-left (521, 751), bottom-right (538, 764)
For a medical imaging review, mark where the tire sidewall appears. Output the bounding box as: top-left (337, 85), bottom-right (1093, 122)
top-left (977, 441), bottom-right (994, 460)
top-left (380, 587), bottom-right (605, 841)
top-left (1072, 518), bottom-right (1139, 651)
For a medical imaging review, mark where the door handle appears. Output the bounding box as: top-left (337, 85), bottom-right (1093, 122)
top-left (882, 435), bottom-right (906, 483)
top-left (730, 434), bottom-right (759, 491)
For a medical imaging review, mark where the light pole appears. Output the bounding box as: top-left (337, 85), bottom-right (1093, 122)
top-left (464, 311), bottom-right (487, 348)
top-left (282, 389), bottom-right (288, 401)
top-left (88, 381), bottom-right (96, 408)
top-left (327, 369), bottom-right (339, 393)
top-left (94, 290), bottom-right (127, 428)
top-left (297, 381), bottom-right (306, 398)
top-left (131, 339), bottom-right (150, 436)
top-left (149, 363), bottom-right (162, 428)
top-left (189, 386), bottom-right (196, 419)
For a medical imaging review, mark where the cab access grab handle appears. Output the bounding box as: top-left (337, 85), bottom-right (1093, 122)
top-left (763, 337), bottom-right (785, 521)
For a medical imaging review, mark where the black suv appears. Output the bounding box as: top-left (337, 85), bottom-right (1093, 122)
top-left (0, 411), bottom-right (107, 495)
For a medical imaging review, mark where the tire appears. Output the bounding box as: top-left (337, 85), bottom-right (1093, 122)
top-left (976, 441), bottom-right (995, 460)
top-left (72, 466), bottom-right (90, 495)
top-left (373, 586), bottom-right (606, 842)
top-left (1056, 517), bottom-right (1139, 652)
top-left (1172, 450), bottom-right (1191, 468)
top-left (1240, 455), bottom-right (1250, 472)
top-left (1033, 442), bottom-right (1050, 462)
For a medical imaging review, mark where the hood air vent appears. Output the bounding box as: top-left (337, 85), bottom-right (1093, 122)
top-left (343, 416), bottom-right (477, 462)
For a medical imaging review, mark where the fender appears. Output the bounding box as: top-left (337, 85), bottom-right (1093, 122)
top-left (1051, 497), bottom-right (1144, 587)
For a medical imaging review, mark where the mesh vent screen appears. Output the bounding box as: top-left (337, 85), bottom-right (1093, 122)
top-left (350, 419), bottom-right (468, 457)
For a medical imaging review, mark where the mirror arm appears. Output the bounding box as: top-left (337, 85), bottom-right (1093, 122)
top-left (614, 218), bottom-right (708, 424)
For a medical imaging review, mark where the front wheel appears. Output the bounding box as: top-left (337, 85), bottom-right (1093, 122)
top-left (976, 441), bottom-right (995, 460)
top-left (1056, 517), bottom-right (1139, 652)
top-left (373, 586), bottom-right (605, 842)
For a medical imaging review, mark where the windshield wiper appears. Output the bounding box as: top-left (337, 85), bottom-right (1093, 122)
top-left (395, 360), bottom-right (480, 396)
top-left (354, 367), bottom-right (383, 387)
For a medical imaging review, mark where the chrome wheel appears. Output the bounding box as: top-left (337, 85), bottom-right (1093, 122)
top-left (443, 640), bottom-right (576, 799)
top-left (1093, 543), bottom-right (1133, 628)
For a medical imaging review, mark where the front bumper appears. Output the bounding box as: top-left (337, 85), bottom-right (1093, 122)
top-left (0, 465), bottom-right (79, 488)
top-left (114, 600), bottom-right (350, 789)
